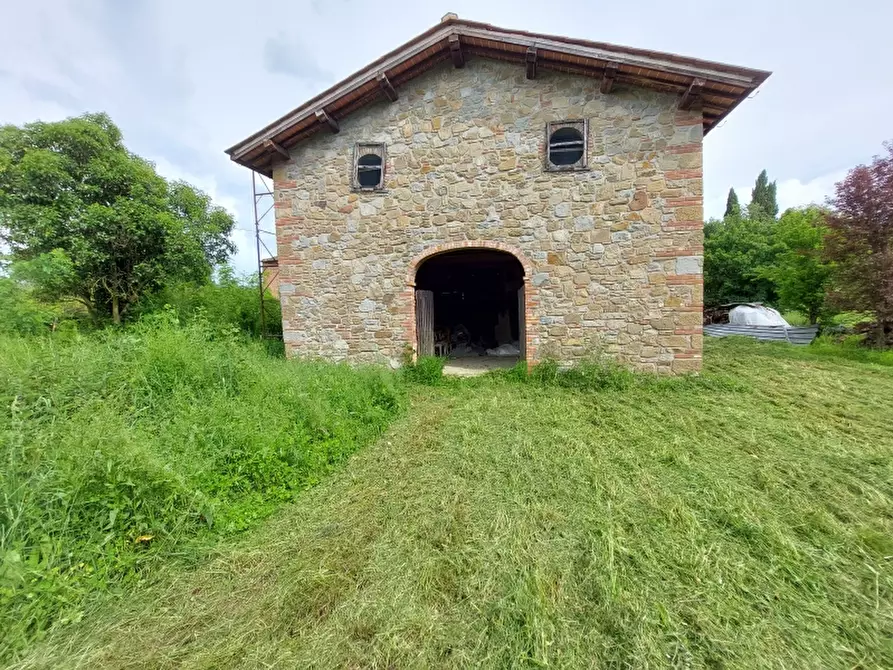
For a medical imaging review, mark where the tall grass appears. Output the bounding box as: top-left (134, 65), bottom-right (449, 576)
top-left (12, 337), bottom-right (891, 669)
top-left (0, 314), bottom-right (403, 659)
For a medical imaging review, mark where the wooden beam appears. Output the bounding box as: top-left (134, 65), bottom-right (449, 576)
top-left (600, 62), bottom-right (618, 94)
top-left (315, 109), bottom-right (339, 133)
top-left (526, 46), bottom-right (537, 79)
top-left (264, 139), bottom-right (290, 160)
top-left (376, 72), bottom-right (398, 101)
top-left (679, 78), bottom-right (705, 110)
top-left (448, 34), bottom-right (464, 68)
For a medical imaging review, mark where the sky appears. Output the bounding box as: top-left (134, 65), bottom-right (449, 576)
top-left (1, 0), bottom-right (891, 274)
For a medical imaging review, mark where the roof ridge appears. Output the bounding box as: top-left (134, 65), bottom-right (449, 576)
top-left (227, 17), bottom-right (770, 176)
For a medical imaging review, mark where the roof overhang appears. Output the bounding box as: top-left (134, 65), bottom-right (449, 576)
top-left (226, 17), bottom-right (770, 177)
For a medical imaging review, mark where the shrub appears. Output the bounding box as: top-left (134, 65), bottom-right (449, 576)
top-left (0, 266), bottom-right (87, 336)
top-left (136, 268), bottom-right (282, 339)
top-left (402, 356), bottom-right (445, 386)
top-left (0, 277), bottom-right (58, 336)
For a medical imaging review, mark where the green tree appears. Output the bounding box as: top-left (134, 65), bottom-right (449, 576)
top-left (724, 188), bottom-right (741, 219)
top-left (825, 142), bottom-right (893, 346)
top-left (750, 169), bottom-right (779, 218)
top-left (704, 215), bottom-right (780, 306)
top-left (0, 113), bottom-right (235, 323)
top-left (758, 207), bottom-right (832, 323)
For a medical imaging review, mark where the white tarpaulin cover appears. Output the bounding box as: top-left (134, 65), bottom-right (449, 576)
top-left (486, 342), bottom-right (521, 357)
top-left (729, 304), bottom-right (790, 327)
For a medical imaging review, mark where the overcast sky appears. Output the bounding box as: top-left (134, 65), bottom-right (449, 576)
top-left (2, 0), bottom-right (891, 274)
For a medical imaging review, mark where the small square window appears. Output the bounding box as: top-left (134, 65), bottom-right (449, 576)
top-left (353, 143), bottom-right (386, 190)
top-left (546, 120), bottom-right (587, 171)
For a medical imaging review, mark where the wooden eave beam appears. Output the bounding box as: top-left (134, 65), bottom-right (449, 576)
top-left (376, 72), bottom-right (398, 101)
top-left (456, 25), bottom-right (763, 87)
top-left (526, 46), bottom-right (537, 79)
top-left (228, 23), bottom-right (768, 167)
top-left (600, 62), bottom-right (618, 94)
top-left (448, 34), bottom-right (464, 68)
top-left (264, 139), bottom-right (290, 160)
top-left (680, 78), bottom-right (705, 110)
top-left (315, 109), bottom-right (339, 133)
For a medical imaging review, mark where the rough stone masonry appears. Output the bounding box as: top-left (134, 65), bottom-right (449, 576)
top-left (272, 58), bottom-right (704, 373)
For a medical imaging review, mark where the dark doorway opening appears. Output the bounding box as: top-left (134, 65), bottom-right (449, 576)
top-left (415, 249), bottom-right (525, 363)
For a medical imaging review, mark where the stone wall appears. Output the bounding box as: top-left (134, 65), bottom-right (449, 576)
top-left (272, 58), bottom-right (704, 373)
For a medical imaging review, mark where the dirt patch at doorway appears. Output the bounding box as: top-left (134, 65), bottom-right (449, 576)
top-left (442, 356), bottom-right (520, 377)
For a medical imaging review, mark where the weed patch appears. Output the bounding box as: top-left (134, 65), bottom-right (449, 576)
top-left (402, 355), bottom-right (446, 386)
top-left (0, 320), bottom-right (403, 659)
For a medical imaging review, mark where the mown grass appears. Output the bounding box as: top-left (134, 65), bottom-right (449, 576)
top-left (10, 337), bottom-right (892, 669)
top-left (0, 315), bottom-right (403, 660)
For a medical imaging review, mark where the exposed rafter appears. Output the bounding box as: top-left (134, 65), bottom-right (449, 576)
top-left (226, 17), bottom-right (771, 176)
top-left (600, 62), bottom-right (618, 94)
top-left (263, 139), bottom-right (290, 160)
top-left (679, 78), bottom-right (705, 110)
top-left (315, 109), bottom-right (339, 133)
top-left (449, 34), bottom-right (464, 68)
top-left (526, 46), bottom-right (537, 79)
top-left (377, 72), bottom-right (398, 101)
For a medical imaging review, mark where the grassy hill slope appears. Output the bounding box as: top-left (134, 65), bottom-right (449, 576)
top-left (10, 338), bottom-right (893, 669)
top-left (0, 319), bottom-right (403, 660)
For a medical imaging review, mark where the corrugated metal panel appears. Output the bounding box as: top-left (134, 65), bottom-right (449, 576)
top-left (704, 324), bottom-right (819, 346)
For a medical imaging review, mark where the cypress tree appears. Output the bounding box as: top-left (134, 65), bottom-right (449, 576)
top-left (750, 169), bottom-right (779, 218)
top-left (724, 188), bottom-right (741, 219)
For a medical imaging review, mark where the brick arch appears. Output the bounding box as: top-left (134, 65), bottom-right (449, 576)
top-left (406, 240), bottom-right (534, 286)
top-left (403, 241), bottom-right (537, 365)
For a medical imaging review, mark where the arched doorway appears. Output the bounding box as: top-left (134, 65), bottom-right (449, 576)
top-left (413, 247), bottom-right (527, 368)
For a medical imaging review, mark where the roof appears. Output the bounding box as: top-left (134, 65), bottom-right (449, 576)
top-left (227, 15), bottom-right (770, 177)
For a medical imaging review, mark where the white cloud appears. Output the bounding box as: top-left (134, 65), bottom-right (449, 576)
top-left (776, 171), bottom-right (847, 213)
top-left (1, 0), bottom-right (891, 270)
top-left (263, 33), bottom-right (333, 81)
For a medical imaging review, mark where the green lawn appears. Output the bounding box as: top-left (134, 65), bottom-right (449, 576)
top-left (8, 338), bottom-right (893, 669)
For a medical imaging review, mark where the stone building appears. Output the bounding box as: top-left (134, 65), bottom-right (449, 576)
top-left (227, 15), bottom-right (769, 372)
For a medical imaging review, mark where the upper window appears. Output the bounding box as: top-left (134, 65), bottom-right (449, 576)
top-left (546, 120), bottom-right (587, 171)
top-left (353, 143), bottom-right (385, 190)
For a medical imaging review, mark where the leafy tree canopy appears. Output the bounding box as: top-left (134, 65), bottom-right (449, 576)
top-left (757, 207), bottom-right (831, 323)
top-left (825, 142), bottom-right (893, 345)
top-left (704, 215), bottom-right (780, 306)
top-left (0, 113), bottom-right (235, 323)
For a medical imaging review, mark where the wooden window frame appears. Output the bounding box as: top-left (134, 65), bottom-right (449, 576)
top-left (545, 119), bottom-right (588, 172)
top-left (352, 143), bottom-right (387, 191)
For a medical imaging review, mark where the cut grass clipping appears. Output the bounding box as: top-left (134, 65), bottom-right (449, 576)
top-left (8, 336), bottom-right (893, 669)
top-left (0, 315), bottom-right (403, 660)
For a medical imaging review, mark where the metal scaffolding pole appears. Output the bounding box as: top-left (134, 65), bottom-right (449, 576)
top-left (251, 171), bottom-right (277, 338)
